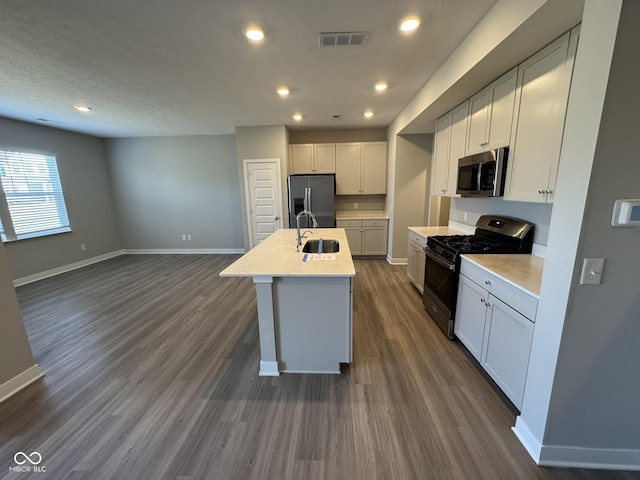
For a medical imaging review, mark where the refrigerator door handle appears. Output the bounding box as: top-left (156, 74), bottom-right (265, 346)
top-left (304, 187), bottom-right (309, 211)
top-left (308, 187), bottom-right (312, 211)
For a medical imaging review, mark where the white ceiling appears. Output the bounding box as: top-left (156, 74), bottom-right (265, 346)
top-left (0, 0), bottom-right (497, 138)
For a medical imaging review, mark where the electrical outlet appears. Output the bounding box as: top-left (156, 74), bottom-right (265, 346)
top-left (80, 243), bottom-right (86, 251)
top-left (181, 234), bottom-right (187, 241)
top-left (354, 203), bottom-right (358, 210)
top-left (187, 234), bottom-right (192, 241)
top-left (580, 258), bottom-right (605, 285)
top-left (463, 211), bottom-right (469, 221)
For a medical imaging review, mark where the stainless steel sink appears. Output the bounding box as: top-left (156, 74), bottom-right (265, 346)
top-left (302, 239), bottom-right (340, 253)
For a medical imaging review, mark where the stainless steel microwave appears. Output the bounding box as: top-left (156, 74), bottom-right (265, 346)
top-left (456, 147), bottom-right (508, 197)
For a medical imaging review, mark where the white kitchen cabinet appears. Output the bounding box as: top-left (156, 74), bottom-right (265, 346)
top-left (336, 142), bottom-right (387, 195)
top-left (465, 67), bottom-right (518, 155)
top-left (290, 143), bottom-right (336, 174)
top-left (481, 295), bottom-right (534, 408)
top-left (505, 27), bottom-right (579, 203)
top-left (432, 101), bottom-right (469, 196)
top-left (407, 229), bottom-right (427, 293)
top-left (455, 274), bottom-right (489, 361)
top-left (337, 218), bottom-right (388, 256)
top-left (455, 257), bottom-right (537, 409)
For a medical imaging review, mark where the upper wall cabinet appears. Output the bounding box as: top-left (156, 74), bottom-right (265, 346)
top-left (465, 67), bottom-right (518, 156)
top-left (432, 101), bottom-right (469, 196)
top-left (336, 142), bottom-right (387, 195)
top-left (289, 143), bottom-right (336, 174)
top-left (504, 27), bottom-right (579, 203)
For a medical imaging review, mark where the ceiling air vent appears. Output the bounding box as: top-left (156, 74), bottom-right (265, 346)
top-left (319, 32), bottom-right (369, 47)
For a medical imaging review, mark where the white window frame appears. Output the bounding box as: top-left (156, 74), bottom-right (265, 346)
top-left (0, 149), bottom-right (71, 242)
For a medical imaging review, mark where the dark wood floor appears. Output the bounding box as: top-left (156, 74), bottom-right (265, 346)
top-left (1, 255), bottom-right (638, 480)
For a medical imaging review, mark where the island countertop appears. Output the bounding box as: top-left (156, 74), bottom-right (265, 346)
top-left (219, 228), bottom-right (356, 278)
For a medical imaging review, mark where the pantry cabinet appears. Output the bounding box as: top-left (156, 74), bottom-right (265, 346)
top-left (504, 27), bottom-right (579, 203)
top-left (336, 142), bottom-right (387, 195)
top-left (337, 218), bottom-right (388, 256)
top-left (289, 143), bottom-right (336, 174)
top-left (455, 257), bottom-right (537, 409)
top-left (432, 101), bottom-right (469, 196)
top-left (465, 67), bottom-right (517, 156)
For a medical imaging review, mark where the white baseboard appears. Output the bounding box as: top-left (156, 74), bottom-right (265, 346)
top-left (259, 361), bottom-right (280, 376)
top-left (0, 365), bottom-right (43, 404)
top-left (387, 256), bottom-right (407, 265)
top-left (14, 250), bottom-right (125, 287)
top-left (513, 416), bottom-right (640, 470)
top-left (512, 416), bottom-right (542, 463)
top-left (122, 248), bottom-right (245, 255)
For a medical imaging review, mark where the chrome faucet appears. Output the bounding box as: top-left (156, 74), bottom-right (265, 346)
top-left (296, 210), bottom-right (318, 251)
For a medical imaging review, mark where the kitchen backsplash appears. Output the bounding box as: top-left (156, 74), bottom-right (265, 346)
top-left (335, 195), bottom-right (386, 212)
top-left (450, 197), bottom-right (552, 246)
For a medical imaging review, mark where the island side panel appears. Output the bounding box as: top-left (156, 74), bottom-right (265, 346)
top-left (254, 276), bottom-right (280, 376)
top-left (273, 276), bottom-right (352, 374)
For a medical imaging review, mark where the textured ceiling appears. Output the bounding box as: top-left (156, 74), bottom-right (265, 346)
top-left (0, 0), bottom-right (496, 138)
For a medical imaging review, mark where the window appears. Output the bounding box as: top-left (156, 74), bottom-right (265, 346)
top-left (0, 150), bottom-right (71, 242)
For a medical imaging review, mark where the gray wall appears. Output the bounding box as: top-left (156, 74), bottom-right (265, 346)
top-left (288, 128), bottom-right (387, 144)
top-left (390, 134), bottom-right (432, 260)
top-left (106, 135), bottom-right (243, 250)
top-left (0, 118), bottom-right (121, 279)
top-left (235, 126), bottom-right (289, 250)
top-left (545, 0), bottom-right (640, 449)
top-left (450, 197), bottom-right (553, 246)
top-left (0, 240), bottom-right (36, 384)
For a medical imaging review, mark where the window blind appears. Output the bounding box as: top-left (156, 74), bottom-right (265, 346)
top-left (0, 150), bottom-right (70, 241)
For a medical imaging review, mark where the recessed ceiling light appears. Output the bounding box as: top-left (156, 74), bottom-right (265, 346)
top-left (292, 113), bottom-right (302, 121)
top-left (375, 82), bottom-right (388, 92)
top-left (364, 110), bottom-right (374, 119)
top-left (245, 26), bottom-right (264, 41)
top-left (399, 16), bottom-right (421, 32)
top-left (277, 87), bottom-right (290, 96)
top-left (74, 105), bottom-right (92, 112)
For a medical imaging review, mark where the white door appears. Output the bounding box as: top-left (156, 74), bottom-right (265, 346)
top-left (243, 160), bottom-right (283, 248)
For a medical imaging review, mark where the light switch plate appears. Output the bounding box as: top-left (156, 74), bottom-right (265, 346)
top-left (580, 258), bottom-right (605, 285)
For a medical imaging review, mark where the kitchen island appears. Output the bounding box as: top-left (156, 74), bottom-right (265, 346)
top-left (220, 228), bottom-right (355, 376)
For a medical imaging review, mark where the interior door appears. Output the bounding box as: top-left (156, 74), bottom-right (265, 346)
top-left (244, 160), bottom-right (282, 247)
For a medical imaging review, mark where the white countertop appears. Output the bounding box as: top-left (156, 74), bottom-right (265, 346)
top-left (408, 226), bottom-right (467, 238)
top-left (220, 228), bottom-right (356, 278)
top-left (462, 254), bottom-right (545, 297)
top-left (336, 210), bottom-right (389, 220)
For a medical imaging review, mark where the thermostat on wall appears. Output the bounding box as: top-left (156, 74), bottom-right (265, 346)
top-left (611, 199), bottom-right (640, 226)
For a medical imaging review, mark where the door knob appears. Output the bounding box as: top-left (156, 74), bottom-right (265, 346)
top-left (274, 216), bottom-right (279, 220)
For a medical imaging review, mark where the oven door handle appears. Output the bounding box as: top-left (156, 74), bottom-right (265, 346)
top-left (424, 247), bottom-right (456, 271)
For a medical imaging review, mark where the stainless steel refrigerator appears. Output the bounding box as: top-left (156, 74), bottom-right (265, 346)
top-left (287, 174), bottom-right (336, 228)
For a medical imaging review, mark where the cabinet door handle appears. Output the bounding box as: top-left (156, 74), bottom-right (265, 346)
top-left (480, 298), bottom-right (485, 303)
top-left (546, 189), bottom-right (553, 194)
top-left (485, 280), bottom-right (491, 285)
top-left (485, 302), bottom-right (491, 308)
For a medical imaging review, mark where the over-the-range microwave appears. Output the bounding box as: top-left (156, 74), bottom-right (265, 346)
top-left (456, 146), bottom-right (508, 197)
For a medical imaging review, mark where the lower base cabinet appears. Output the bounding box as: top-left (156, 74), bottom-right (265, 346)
top-left (407, 230), bottom-right (427, 293)
top-left (455, 258), bottom-right (536, 409)
top-left (337, 219), bottom-right (388, 256)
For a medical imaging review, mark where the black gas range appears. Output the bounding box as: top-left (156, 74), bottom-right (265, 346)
top-left (423, 215), bottom-right (535, 338)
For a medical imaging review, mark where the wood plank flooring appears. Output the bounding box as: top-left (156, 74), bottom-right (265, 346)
top-left (0, 255), bottom-right (638, 479)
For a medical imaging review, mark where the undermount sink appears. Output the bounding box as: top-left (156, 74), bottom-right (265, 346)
top-left (302, 239), bottom-right (340, 253)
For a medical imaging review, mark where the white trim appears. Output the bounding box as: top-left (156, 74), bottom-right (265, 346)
top-left (259, 361), bottom-right (280, 376)
top-left (242, 158), bottom-right (285, 249)
top-left (513, 417), bottom-right (640, 470)
top-left (281, 369), bottom-right (341, 374)
top-left (386, 256), bottom-right (407, 265)
top-left (122, 248), bottom-right (244, 255)
top-left (512, 416), bottom-right (542, 463)
top-left (0, 365), bottom-right (43, 403)
top-left (13, 250), bottom-right (124, 287)
top-left (531, 243), bottom-right (547, 258)
top-left (538, 445), bottom-right (640, 471)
